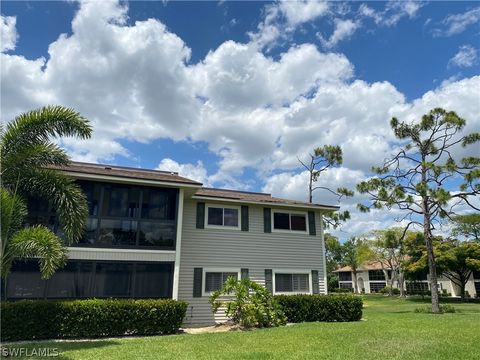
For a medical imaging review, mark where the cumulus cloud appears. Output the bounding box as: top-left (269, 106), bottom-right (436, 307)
top-left (434, 6), bottom-right (480, 36)
top-left (1, 15), bottom-right (17, 52)
top-left (318, 18), bottom-right (359, 48)
top-left (157, 158), bottom-right (210, 185)
top-left (448, 45), bottom-right (478, 68)
top-left (249, 0), bottom-right (330, 48)
top-left (1, 0), bottom-right (479, 240)
top-left (278, 0), bottom-right (330, 28)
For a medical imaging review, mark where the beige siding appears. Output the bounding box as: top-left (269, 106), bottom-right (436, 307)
top-left (178, 199), bottom-right (327, 325)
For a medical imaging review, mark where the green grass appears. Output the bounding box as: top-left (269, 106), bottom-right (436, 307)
top-left (3, 295), bottom-right (480, 360)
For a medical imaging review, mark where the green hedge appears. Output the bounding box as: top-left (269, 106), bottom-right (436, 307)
top-left (274, 294), bottom-right (363, 322)
top-left (1, 299), bottom-right (188, 341)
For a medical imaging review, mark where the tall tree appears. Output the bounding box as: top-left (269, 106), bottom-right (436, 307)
top-left (1, 106), bottom-right (92, 280)
top-left (357, 108), bottom-right (479, 313)
top-left (341, 237), bottom-right (372, 293)
top-left (368, 228), bottom-right (405, 296)
top-left (324, 233), bottom-right (344, 291)
top-left (451, 214), bottom-right (480, 242)
top-left (298, 145), bottom-right (353, 227)
top-left (436, 239), bottom-right (480, 300)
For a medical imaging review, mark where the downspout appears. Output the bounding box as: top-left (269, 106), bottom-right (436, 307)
top-left (320, 212), bottom-right (328, 294)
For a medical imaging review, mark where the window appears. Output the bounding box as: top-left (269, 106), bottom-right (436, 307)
top-left (369, 282), bottom-right (386, 293)
top-left (141, 188), bottom-right (177, 220)
top-left (339, 283), bottom-right (353, 290)
top-left (206, 206), bottom-right (239, 228)
top-left (406, 281), bottom-right (429, 294)
top-left (273, 212), bottom-right (307, 232)
top-left (338, 272), bottom-right (352, 281)
top-left (70, 180), bottom-right (179, 249)
top-left (204, 271), bottom-right (238, 293)
top-left (138, 221), bottom-right (175, 247)
top-left (135, 263), bottom-right (173, 298)
top-left (274, 273), bottom-right (310, 293)
top-left (98, 219), bottom-right (138, 246)
top-left (6, 260), bottom-right (174, 299)
top-left (473, 271), bottom-right (480, 280)
top-left (7, 261), bottom-right (46, 299)
top-left (368, 270), bottom-right (386, 281)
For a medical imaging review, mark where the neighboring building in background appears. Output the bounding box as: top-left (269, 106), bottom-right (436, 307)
top-left (6, 162), bottom-right (338, 325)
top-left (334, 261), bottom-right (479, 297)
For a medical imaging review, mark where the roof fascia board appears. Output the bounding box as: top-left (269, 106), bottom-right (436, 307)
top-left (63, 171), bottom-right (202, 189)
top-left (191, 195), bottom-right (339, 211)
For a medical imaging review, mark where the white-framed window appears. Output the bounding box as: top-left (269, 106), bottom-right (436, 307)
top-left (272, 210), bottom-right (308, 232)
top-left (273, 270), bottom-right (311, 294)
top-left (203, 268), bottom-right (240, 296)
top-left (205, 204), bottom-right (241, 229)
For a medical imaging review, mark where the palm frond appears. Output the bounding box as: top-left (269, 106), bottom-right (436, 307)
top-left (1, 142), bottom-right (70, 189)
top-left (0, 188), bottom-right (28, 254)
top-left (1, 105), bottom-right (92, 159)
top-left (15, 168), bottom-right (88, 244)
top-left (6, 225), bottom-right (68, 279)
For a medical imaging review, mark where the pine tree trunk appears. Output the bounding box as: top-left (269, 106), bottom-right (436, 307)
top-left (423, 204), bottom-right (440, 313)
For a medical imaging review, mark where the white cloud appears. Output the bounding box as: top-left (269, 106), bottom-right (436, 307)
top-left (278, 0), bottom-right (329, 28)
top-left (156, 158), bottom-right (210, 185)
top-left (249, 0), bottom-right (330, 48)
top-left (448, 45), bottom-right (478, 68)
top-left (318, 18), bottom-right (359, 49)
top-left (435, 6), bottom-right (480, 36)
top-left (359, 1), bottom-right (423, 27)
top-left (1, 0), bottom-right (479, 240)
top-left (1, 15), bottom-right (17, 52)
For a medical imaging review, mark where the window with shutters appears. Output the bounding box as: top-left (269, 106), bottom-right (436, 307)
top-left (274, 272), bottom-right (310, 294)
top-left (203, 269), bottom-right (239, 294)
top-left (272, 211), bottom-right (308, 232)
top-left (206, 205), bottom-right (240, 229)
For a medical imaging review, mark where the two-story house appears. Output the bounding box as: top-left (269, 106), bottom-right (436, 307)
top-left (335, 261), bottom-right (480, 297)
top-left (6, 162), bottom-right (338, 324)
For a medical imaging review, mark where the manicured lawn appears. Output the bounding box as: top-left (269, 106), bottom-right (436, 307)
top-left (5, 295), bottom-right (480, 360)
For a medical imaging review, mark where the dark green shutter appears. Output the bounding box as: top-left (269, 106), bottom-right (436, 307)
top-left (241, 206), bottom-right (249, 231)
top-left (265, 269), bottom-right (273, 293)
top-left (308, 211), bottom-right (316, 236)
top-left (196, 202), bottom-right (205, 229)
top-left (193, 268), bottom-right (203, 297)
top-left (312, 270), bottom-right (319, 294)
top-left (241, 268), bottom-right (249, 280)
top-left (264, 208), bottom-right (272, 233)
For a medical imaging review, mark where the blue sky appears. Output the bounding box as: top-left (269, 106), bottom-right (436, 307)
top-left (1, 1), bottom-right (479, 239)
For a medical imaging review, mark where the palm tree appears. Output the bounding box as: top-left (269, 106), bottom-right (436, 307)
top-left (1, 105), bottom-right (92, 281)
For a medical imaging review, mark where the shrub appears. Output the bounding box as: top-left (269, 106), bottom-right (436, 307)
top-left (1, 299), bottom-right (187, 341)
top-left (274, 294), bottom-right (363, 323)
top-left (330, 288), bottom-right (353, 293)
top-left (414, 304), bottom-right (456, 314)
top-left (209, 277), bottom-right (286, 328)
top-left (379, 287), bottom-right (400, 295)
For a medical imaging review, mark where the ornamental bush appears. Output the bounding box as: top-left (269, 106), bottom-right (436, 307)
top-left (1, 298), bottom-right (187, 341)
top-left (274, 294), bottom-right (363, 322)
top-left (209, 277), bottom-right (286, 328)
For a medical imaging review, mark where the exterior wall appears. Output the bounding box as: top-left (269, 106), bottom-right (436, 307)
top-left (178, 199), bottom-right (327, 325)
top-left (67, 247), bottom-right (176, 262)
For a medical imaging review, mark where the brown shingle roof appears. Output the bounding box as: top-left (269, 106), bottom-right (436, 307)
top-left (334, 261), bottom-right (392, 272)
top-left (54, 161), bottom-right (202, 186)
top-left (194, 188), bottom-right (339, 210)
